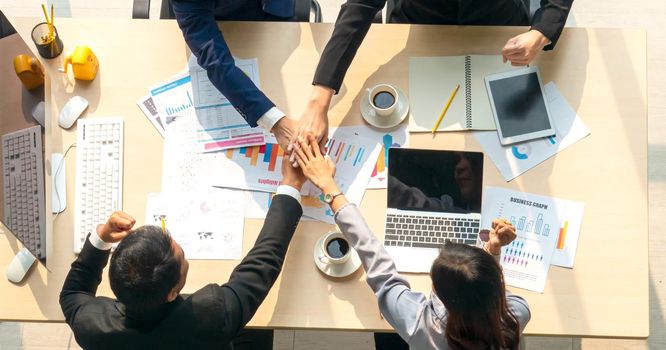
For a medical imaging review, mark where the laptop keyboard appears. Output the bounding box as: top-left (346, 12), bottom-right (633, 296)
top-left (384, 213), bottom-right (480, 249)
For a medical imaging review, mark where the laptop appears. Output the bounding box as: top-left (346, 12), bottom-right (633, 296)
top-left (384, 148), bottom-right (484, 273)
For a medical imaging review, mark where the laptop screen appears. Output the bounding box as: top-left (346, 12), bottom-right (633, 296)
top-left (387, 149), bottom-right (483, 214)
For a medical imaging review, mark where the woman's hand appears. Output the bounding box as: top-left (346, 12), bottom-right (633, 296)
top-left (485, 218), bottom-right (516, 255)
top-left (293, 134), bottom-right (338, 193)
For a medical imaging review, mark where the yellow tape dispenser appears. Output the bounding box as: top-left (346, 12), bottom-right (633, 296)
top-left (63, 45), bottom-right (99, 81)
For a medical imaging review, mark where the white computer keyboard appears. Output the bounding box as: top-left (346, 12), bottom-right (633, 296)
top-left (2, 126), bottom-right (46, 260)
top-left (74, 118), bottom-right (123, 253)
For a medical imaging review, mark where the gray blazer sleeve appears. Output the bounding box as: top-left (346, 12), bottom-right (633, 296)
top-left (334, 203), bottom-right (426, 341)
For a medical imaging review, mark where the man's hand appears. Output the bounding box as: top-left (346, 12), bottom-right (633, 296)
top-left (272, 117), bottom-right (297, 152)
top-left (288, 85), bottom-right (334, 167)
top-left (293, 134), bottom-right (337, 193)
top-left (485, 218), bottom-right (517, 255)
top-left (501, 29), bottom-right (551, 66)
top-left (281, 154), bottom-right (307, 191)
top-left (96, 211), bottom-right (136, 244)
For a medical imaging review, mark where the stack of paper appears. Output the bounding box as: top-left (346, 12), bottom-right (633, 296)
top-left (481, 187), bottom-right (585, 293)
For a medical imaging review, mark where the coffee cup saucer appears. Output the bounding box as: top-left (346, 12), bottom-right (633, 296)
top-left (360, 87), bottom-right (409, 129)
top-left (313, 234), bottom-right (362, 279)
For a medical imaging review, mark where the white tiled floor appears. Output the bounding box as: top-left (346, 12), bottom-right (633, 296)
top-left (1, 0), bottom-right (665, 349)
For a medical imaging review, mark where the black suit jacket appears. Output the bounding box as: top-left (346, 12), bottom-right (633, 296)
top-left (313, 0), bottom-right (574, 92)
top-left (59, 195), bottom-right (302, 350)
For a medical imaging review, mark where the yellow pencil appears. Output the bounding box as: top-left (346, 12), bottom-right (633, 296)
top-left (41, 4), bottom-right (50, 25)
top-left (50, 4), bottom-right (54, 28)
top-left (41, 4), bottom-right (53, 40)
top-left (161, 217), bottom-right (166, 233)
top-left (431, 83), bottom-right (460, 134)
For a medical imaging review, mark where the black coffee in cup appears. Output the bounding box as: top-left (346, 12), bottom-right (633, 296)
top-left (325, 237), bottom-right (350, 259)
top-left (372, 91), bottom-right (396, 109)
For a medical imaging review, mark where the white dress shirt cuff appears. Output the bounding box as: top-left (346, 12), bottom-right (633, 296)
top-left (276, 185), bottom-right (301, 203)
top-left (256, 107), bottom-right (285, 131)
top-left (89, 232), bottom-right (114, 251)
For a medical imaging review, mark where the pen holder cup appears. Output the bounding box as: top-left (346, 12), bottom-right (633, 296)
top-left (31, 22), bottom-right (63, 59)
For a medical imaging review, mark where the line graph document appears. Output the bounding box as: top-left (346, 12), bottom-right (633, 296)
top-left (145, 189), bottom-right (245, 260)
top-left (188, 54), bottom-right (265, 153)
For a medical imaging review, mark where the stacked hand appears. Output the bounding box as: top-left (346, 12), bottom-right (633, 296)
top-left (292, 134), bottom-right (338, 194)
top-left (96, 211), bottom-right (136, 243)
top-left (501, 29), bottom-right (551, 66)
top-left (484, 218), bottom-right (517, 255)
top-left (287, 85), bottom-right (335, 167)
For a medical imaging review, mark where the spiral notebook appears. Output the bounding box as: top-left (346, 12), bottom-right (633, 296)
top-left (409, 55), bottom-right (517, 132)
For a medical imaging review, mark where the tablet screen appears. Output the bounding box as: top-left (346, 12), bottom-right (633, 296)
top-left (488, 72), bottom-right (551, 137)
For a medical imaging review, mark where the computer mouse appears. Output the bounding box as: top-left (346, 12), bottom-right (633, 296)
top-left (6, 247), bottom-right (37, 283)
top-left (58, 95), bottom-right (89, 129)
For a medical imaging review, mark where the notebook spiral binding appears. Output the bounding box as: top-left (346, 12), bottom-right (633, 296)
top-left (464, 55), bottom-right (472, 129)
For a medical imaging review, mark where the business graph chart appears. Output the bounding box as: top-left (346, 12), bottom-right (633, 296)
top-left (150, 74), bottom-right (195, 118)
top-left (225, 142), bottom-right (284, 172)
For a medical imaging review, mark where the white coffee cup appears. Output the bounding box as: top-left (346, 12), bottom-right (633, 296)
top-left (367, 84), bottom-right (398, 118)
top-left (318, 231), bottom-right (351, 265)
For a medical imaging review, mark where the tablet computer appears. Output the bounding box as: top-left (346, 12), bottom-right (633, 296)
top-left (484, 66), bottom-right (555, 145)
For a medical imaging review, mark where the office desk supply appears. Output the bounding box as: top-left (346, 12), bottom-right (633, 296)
top-left (2, 126), bottom-right (46, 261)
top-left (57, 95), bottom-right (89, 129)
top-left (73, 118), bottom-right (124, 253)
top-left (432, 83), bottom-right (459, 133)
top-left (63, 46), bottom-right (99, 81)
top-left (410, 55), bottom-right (516, 132)
top-left (385, 149), bottom-right (483, 272)
top-left (1, 19), bottom-right (647, 338)
top-left (13, 54), bottom-right (44, 90)
top-left (475, 82), bottom-right (591, 181)
top-left (485, 66), bottom-right (556, 145)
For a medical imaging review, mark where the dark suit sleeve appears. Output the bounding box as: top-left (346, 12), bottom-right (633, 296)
top-left (531, 0), bottom-right (574, 50)
top-left (219, 194), bottom-right (302, 331)
top-left (59, 235), bottom-right (111, 326)
top-left (170, 0), bottom-right (275, 126)
top-left (312, 0), bottom-right (386, 93)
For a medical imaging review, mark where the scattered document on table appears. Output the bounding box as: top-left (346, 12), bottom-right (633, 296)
top-left (329, 125), bottom-right (409, 189)
top-left (481, 187), bottom-right (584, 292)
top-left (213, 134), bottom-right (285, 192)
top-left (145, 189), bottom-right (245, 260)
top-left (149, 72), bottom-right (196, 124)
top-left (243, 190), bottom-right (313, 221)
top-left (300, 128), bottom-right (382, 223)
top-left (162, 116), bottom-right (229, 194)
top-left (188, 54), bottom-right (265, 153)
top-left (474, 82), bottom-right (591, 181)
top-left (137, 95), bottom-right (166, 138)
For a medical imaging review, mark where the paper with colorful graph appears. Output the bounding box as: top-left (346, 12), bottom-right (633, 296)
top-left (481, 187), bottom-right (584, 292)
top-left (300, 128), bottom-right (382, 223)
top-left (326, 125), bottom-right (409, 189)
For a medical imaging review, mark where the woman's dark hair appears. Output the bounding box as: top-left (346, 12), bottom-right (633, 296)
top-left (109, 226), bottom-right (181, 311)
top-left (431, 241), bottom-right (520, 350)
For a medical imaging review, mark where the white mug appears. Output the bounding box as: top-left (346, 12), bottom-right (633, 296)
top-left (367, 84), bottom-right (398, 118)
top-left (318, 231), bottom-right (351, 265)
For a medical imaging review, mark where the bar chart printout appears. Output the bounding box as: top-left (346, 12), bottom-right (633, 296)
top-left (300, 128), bottom-right (382, 223)
top-left (481, 187), bottom-right (584, 292)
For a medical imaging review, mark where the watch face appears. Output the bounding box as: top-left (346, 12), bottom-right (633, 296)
top-left (324, 193), bottom-right (333, 203)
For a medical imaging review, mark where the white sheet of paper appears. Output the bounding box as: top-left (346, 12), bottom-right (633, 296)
top-left (145, 189), bottom-right (244, 260)
top-left (243, 190), bottom-right (313, 221)
top-left (188, 55), bottom-right (265, 153)
top-left (328, 125), bottom-right (409, 189)
top-left (162, 116), bottom-right (229, 194)
top-left (474, 82), bottom-right (591, 181)
top-left (481, 187), bottom-right (583, 292)
top-left (300, 128), bottom-right (382, 223)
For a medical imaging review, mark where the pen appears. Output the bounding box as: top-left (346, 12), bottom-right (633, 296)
top-left (431, 83), bottom-right (460, 134)
top-left (161, 217), bottom-right (166, 234)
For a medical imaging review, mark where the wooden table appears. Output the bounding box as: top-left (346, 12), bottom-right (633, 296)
top-left (0, 18), bottom-right (648, 338)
